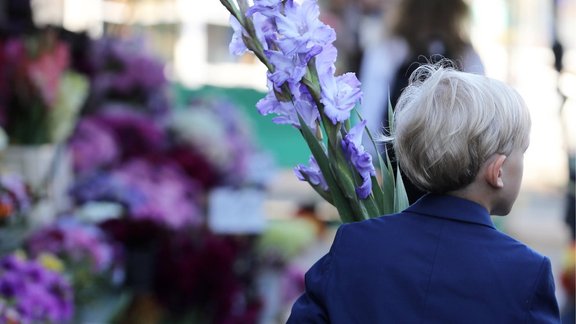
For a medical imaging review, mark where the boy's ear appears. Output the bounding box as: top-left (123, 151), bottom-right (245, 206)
top-left (485, 154), bottom-right (507, 188)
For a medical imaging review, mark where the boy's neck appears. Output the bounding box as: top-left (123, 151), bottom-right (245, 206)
top-left (447, 185), bottom-right (494, 215)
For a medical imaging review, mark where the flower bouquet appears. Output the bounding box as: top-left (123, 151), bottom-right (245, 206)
top-left (219, 0), bottom-right (408, 222)
top-left (0, 252), bottom-right (74, 324)
top-left (0, 27), bottom-right (89, 145)
top-left (81, 35), bottom-right (170, 119)
top-left (24, 217), bottom-right (115, 304)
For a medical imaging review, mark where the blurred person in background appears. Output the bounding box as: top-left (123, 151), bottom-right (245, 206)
top-left (320, 0), bottom-right (394, 75)
top-left (359, 0), bottom-right (485, 204)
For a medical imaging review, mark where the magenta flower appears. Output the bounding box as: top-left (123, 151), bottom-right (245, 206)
top-left (341, 120), bottom-right (375, 199)
top-left (90, 106), bottom-right (166, 161)
top-left (111, 159), bottom-right (202, 229)
top-left (69, 117), bottom-right (120, 174)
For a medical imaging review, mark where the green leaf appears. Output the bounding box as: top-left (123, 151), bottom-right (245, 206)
top-left (369, 175), bottom-right (385, 216)
top-left (299, 174), bottom-right (333, 205)
top-left (297, 113), bottom-right (356, 222)
top-left (380, 152), bottom-right (396, 215)
top-left (353, 108), bottom-right (396, 215)
top-left (387, 87), bottom-right (409, 212)
top-left (394, 166), bottom-right (409, 212)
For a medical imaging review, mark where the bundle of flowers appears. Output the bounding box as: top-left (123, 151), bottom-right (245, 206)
top-left (220, 0), bottom-right (408, 222)
top-left (69, 97), bottom-right (268, 228)
top-left (68, 105), bottom-right (204, 228)
top-left (24, 217), bottom-right (115, 304)
top-left (81, 35), bottom-right (170, 119)
top-left (24, 217), bottom-right (113, 274)
top-left (168, 97), bottom-right (269, 187)
top-left (68, 106), bottom-right (165, 175)
top-left (66, 116), bottom-right (119, 175)
top-left (0, 252), bottom-right (74, 323)
top-left (0, 27), bottom-right (89, 145)
top-left (70, 157), bottom-right (203, 229)
top-left (108, 158), bottom-right (203, 228)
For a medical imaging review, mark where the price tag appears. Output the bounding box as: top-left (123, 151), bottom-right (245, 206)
top-left (208, 187), bottom-right (267, 234)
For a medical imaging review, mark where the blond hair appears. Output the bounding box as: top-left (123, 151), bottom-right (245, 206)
top-left (392, 62), bottom-right (531, 193)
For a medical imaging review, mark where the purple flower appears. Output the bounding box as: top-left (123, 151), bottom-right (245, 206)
top-left (26, 218), bottom-right (114, 273)
top-left (0, 253), bottom-right (74, 323)
top-left (256, 85), bottom-right (319, 132)
top-left (294, 156), bottom-right (328, 191)
top-left (230, 10), bottom-right (274, 56)
top-left (246, 0), bottom-right (285, 18)
top-left (320, 72), bottom-right (362, 124)
top-left (315, 43), bottom-right (338, 76)
top-left (70, 170), bottom-right (146, 210)
top-left (341, 120), bottom-right (375, 199)
top-left (85, 36), bottom-right (170, 118)
top-left (111, 159), bottom-right (202, 228)
top-left (90, 37), bottom-right (166, 95)
top-left (91, 106), bottom-right (166, 161)
top-left (69, 117), bottom-right (120, 174)
top-left (265, 49), bottom-right (308, 90)
top-left (274, 0), bottom-right (335, 57)
top-left (229, 16), bottom-right (249, 56)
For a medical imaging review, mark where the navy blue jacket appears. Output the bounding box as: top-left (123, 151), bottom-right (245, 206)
top-left (287, 194), bottom-right (560, 323)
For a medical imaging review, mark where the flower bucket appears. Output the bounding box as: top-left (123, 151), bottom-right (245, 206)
top-left (0, 144), bottom-right (72, 225)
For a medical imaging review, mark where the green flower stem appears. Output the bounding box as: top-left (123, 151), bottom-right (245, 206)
top-left (297, 113), bottom-right (355, 223)
top-left (303, 60), bottom-right (380, 220)
top-left (309, 183), bottom-right (334, 205)
top-left (220, 0), bottom-right (242, 23)
top-left (222, 0), bottom-right (274, 72)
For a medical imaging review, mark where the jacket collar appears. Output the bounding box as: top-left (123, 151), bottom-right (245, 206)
top-left (405, 193), bottom-right (496, 228)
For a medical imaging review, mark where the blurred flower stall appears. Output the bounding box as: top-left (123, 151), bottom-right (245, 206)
top-left (0, 0), bottom-right (387, 321)
top-left (0, 19), bottom-right (311, 323)
top-left (0, 26), bottom-right (89, 225)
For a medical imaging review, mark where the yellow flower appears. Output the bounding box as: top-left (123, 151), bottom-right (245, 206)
top-left (38, 253), bottom-right (65, 272)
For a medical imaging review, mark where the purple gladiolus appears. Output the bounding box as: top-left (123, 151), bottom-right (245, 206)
top-left (274, 0), bottom-right (335, 57)
top-left (320, 72), bottom-right (362, 124)
top-left (294, 156), bottom-right (328, 191)
top-left (341, 120), bottom-right (375, 199)
top-left (266, 50), bottom-right (308, 90)
top-left (230, 10), bottom-right (273, 56)
top-left (256, 85), bottom-right (319, 132)
top-left (315, 43), bottom-right (338, 76)
top-left (229, 16), bottom-right (249, 56)
top-left (246, 0), bottom-right (285, 18)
